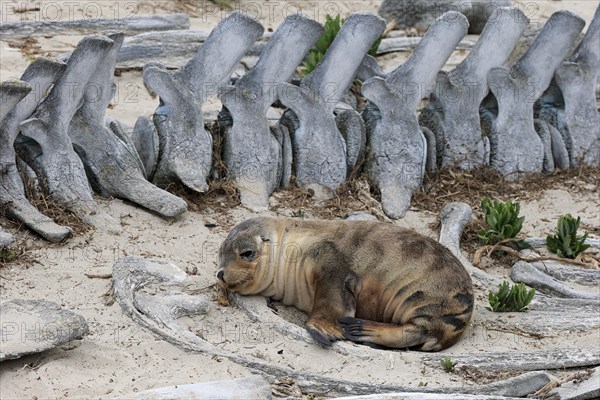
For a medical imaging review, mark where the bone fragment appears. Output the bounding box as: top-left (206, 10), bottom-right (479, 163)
top-left (220, 15), bottom-right (322, 210)
top-left (67, 33), bottom-right (187, 218)
top-left (17, 37), bottom-right (120, 231)
top-left (488, 11), bottom-right (585, 178)
top-left (0, 13), bottom-right (189, 38)
top-left (364, 12), bottom-right (468, 218)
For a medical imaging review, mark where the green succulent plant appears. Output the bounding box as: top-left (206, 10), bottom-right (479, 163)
top-left (440, 356), bottom-right (455, 373)
top-left (479, 197), bottom-right (528, 249)
top-left (300, 14), bottom-right (381, 76)
top-left (546, 214), bottom-right (590, 259)
top-left (487, 281), bottom-right (535, 312)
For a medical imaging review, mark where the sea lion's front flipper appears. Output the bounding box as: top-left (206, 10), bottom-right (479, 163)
top-left (339, 317), bottom-right (430, 350)
top-left (305, 246), bottom-right (358, 346)
top-left (306, 282), bottom-right (346, 346)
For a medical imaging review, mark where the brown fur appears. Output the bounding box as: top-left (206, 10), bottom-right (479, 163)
top-left (217, 217), bottom-right (474, 351)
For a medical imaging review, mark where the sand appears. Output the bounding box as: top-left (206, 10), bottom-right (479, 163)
top-left (0, 1), bottom-right (599, 398)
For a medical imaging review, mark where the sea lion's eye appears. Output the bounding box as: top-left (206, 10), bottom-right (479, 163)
top-left (240, 250), bottom-right (255, 261)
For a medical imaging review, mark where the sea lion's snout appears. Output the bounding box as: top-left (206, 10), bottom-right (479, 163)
top-left (216, 270), bottom-right (225, 282)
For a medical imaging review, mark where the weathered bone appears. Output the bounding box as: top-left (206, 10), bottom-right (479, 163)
top-left (425, 7), bottom-right (529, 169)
top-left (477, 302), bottom-right (600, 335)
top-left (363, 12), bottom-right (468, 219)
top-left (438, 202), bottom-right (501, 289)
top-left (1, 63), bottom-right (73, 242)
top-left (67, 33), bottom-right (187, 218)
top-left (422, 348), bottom-right (600, 372)
top-left (520, 250), bottom-right (600, 286)
top-left (0, 299), bottom-right (88, 362)
top-left (144, 12), bottom-right (263, 192)
top-left (337, 371), bottom-right (554, 399)
top-left (487, 11), bottom-right (585, 179)
top-left (131, 116), bottom-right (159, 180)
top-left (0, 227), bottom-right (14, 249)
top-left (16, 37), bottom-right (120, 231)
top-left (549, 366), bottom-right (600, 400)
top-left (0, 13), bottom-right (189, 38)
top-left (524, 236), bottom-right (600, 249)
top-left (278, 13), bottom-right (386, 191)
top-left (116, 376), bottom-right (272, 399)
top-left (511, 261), bottom-right (599, 300)
top-left (220, 15), bottom-right (323, 210)
top-left (554, 5), bottom-right (600, 167)
top-left (112, 256), bottom-right (554, 397)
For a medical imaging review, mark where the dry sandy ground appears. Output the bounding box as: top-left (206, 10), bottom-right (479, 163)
top-left (0, 1), bottom-right (599, 399)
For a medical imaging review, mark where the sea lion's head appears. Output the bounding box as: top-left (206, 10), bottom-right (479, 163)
top-left (216, 218), bottom-right (270, 293)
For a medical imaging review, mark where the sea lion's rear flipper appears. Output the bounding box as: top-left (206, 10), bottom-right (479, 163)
top-left (339, 317), bottom-right (434, 350)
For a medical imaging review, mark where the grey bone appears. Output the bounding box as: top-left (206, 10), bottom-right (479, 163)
top-left (0, 13), bottom-right (190, 38)
top-left (144, 12), bottom-right (263, 192)
top-left (549, 366), bottom-right (600, 400)
top-left (438, 202), bottom-right (501, 290)
top-left (111, 256), bottom-right (553, 397)
top-left (363, 12), bottom-right (468, 219)
top-left (66, 33), bottom-right (187, 218)
top-left (555, 5), bottom-right (600, 167)
top-left (521, 249), bottom-right (600, 287)
top-left (1, 74), bottom-right (72, 242)
top-left (422, 347), bottom-right (600, 372)
top-left (487, 11), bottom-right (585, 179)
top-left (278, 13), bottom-right (386, 191)
top-left (476, 303), bottom-right (600, 335)
top-left (0, 299), bottom-right (88, 362)
top-left (16, 37), bottom-right (120, 231)
top-left (524, 236), bottom-right (600, 249)
top-left (112, 31), bottom-right (474, 70)
top-left (0, 227), bottom-right (14, 249)
top-left (116, 376), bottom-right (272, 400)
top-left (220, 15), bottom-right (323, 210)
top-left (427, 7), bottom-right (529, 169)
top-left (511, 261), bottom-right (599, 300)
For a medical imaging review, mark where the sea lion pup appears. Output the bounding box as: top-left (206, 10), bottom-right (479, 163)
top-left (217, 217), bottom-right (474, 351)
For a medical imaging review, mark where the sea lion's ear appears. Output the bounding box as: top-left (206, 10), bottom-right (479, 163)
top-left (260, 236), bottom-right (270, 242)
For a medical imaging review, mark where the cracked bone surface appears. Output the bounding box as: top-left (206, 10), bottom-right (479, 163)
top-left (424, 7), bottom-right (529, 169)
top-left (487, 11), bottom-right (585, 179)
top-left (1, 64), bottom-right (72, 242)
top-left (278, 13), bottom-right (385, 191)
top-left (16, 36), bottom-right (119, 231)
top-left (555, 5), bottom-right (600, 167)
top-left (144, 11), bottom-right (263, 192)
top-left (0, 227), bottom-right (14, 249)
top-left (363, 12), bottom-right (468, 219)
top-left (220, 15), bottom-right (323, 211)
top-left (67, 33), bottom-right (187, 218)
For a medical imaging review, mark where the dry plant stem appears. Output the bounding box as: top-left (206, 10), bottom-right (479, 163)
top-left (474, 244), bottom-right (592, 268)
top-left (84, 273), bottom-right (112, 279)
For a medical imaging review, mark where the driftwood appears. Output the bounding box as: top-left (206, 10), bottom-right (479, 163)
top-left (0, 13), bottom-right (189, 38)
